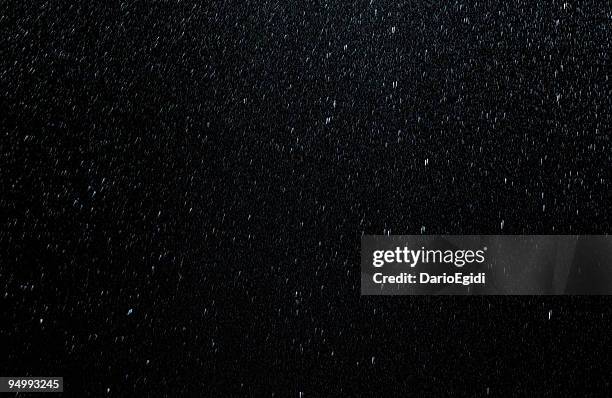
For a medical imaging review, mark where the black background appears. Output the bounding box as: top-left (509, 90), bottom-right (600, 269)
top-left (2, 0), bottom-right (611, 396)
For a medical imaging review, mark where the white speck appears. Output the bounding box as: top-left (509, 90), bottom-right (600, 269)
top-left (501, 220), bottom-right (505, 230)
top-left (391, 26), bottom-right (396, 34)
top-left (548, 310), bottom-right (552, 320)
top-left (371, 356), bottom-right (375, 365)
top-left (127, 308), bottom-right (133, 316)
top-left (40, 318), bottom-right (43, 324)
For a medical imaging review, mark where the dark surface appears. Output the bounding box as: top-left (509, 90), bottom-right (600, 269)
top-left (1, 0), bottom-right (611, 396)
